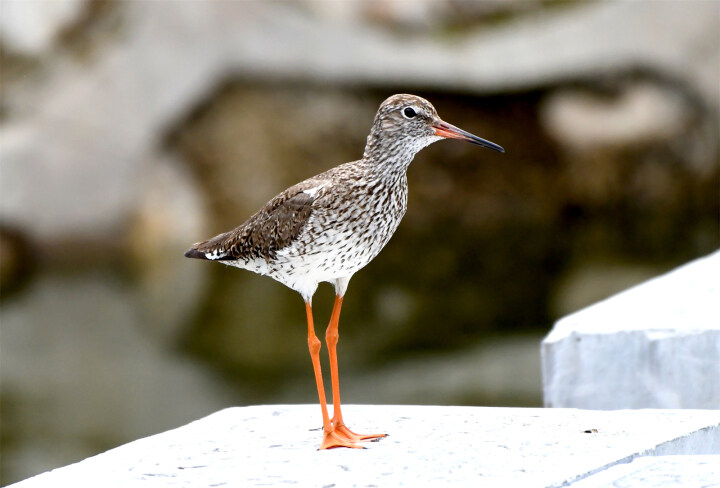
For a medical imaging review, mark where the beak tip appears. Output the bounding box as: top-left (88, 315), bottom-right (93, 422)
top-left (433, 121), bottom-right (505, 154)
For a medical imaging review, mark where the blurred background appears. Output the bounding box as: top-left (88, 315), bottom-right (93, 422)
top-left (1, 0), bottom-right (718, 484)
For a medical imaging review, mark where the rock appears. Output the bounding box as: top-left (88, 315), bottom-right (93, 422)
top-left (542, 251), bottom-right (720, 409)
top-left (0, 0), bottom-right (85, 55)
top-left (541, 83), bottom-right (692, 151)
top-left (569, 456), bottom-right (720, 488)
top-left (7, 405), bottom-right (720, 487)
top-left (1, 1), bottom-right (717, 244)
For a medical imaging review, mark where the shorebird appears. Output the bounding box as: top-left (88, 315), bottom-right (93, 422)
top-left (185, 94), bottom-right (504, 449)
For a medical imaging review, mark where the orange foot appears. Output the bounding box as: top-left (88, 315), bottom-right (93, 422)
top-left (333, 422), bottom-right (387, 443)
top-left (318, 422), bottom-right (388, 450)
top-left (319, 429), bottom-right (365, 450)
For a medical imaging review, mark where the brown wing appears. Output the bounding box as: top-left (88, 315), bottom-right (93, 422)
top-left (185, 181), bottom-right (320, 262)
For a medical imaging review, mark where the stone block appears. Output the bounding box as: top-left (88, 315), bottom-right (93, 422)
top-left (9, 405), bottom-right (720, 487)
top-left (542, 251), bottom-right (720, 409)
top-left (568, 456), bottom-right (720, 488)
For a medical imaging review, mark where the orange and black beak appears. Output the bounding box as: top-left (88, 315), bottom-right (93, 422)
top-left (432, 120), bottom-right (505, 153)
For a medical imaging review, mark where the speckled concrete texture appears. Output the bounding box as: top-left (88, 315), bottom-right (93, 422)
top-left (9, 405), bottom-right (720, 488)
top-left (568, 455), bottom-right (720, 488)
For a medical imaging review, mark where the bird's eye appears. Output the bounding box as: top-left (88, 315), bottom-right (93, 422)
top-left (403, 107), bottom-right (417, 119)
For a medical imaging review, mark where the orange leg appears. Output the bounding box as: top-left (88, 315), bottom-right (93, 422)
top-left (325, 295), bottom-right (387, 443)
top-left (305, 302), bottom-right (362, 450)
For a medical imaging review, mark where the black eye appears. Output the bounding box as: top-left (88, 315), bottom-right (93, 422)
top-left (403, 107), bottom-right (417, 119)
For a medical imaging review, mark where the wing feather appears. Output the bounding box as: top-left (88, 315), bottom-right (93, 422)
top-left (185, 180), bottom-right (323, 262)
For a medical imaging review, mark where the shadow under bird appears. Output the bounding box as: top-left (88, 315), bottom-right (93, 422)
top-left (185, 94), bottom-right (504, 449)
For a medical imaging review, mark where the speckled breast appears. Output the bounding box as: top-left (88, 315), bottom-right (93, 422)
top-left (272, 173), bottom-right (408, 285)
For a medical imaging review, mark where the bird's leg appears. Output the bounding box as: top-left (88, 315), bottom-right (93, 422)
top-left (305, 302), bottom-right (362, 450)
top-left (325, 295), bottom-right (387, 443)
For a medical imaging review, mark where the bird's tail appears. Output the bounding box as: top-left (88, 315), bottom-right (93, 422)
top-left (184, 248), bottom-right (209, 260)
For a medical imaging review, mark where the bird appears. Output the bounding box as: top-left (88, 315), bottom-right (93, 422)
top-left (184, 94), bottom-right (504, 450)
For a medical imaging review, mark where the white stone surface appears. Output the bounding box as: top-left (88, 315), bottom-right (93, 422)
top-left (568, 456), bottom-right (720, 488)
top-left (8, 405), bottom-right (720, 488)
top-left (542, 251), bottom-right (720, 409)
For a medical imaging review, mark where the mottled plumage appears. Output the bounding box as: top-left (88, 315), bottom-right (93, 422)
top-left (184, 94), bottom-right (504, 450)
top-left (185, 94), bottom-right (502, 300)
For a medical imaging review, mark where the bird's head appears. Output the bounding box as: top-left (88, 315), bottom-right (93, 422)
top-left (364, 94), bottom-right (504, 165)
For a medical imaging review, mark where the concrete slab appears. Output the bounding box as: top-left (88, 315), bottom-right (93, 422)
top-left (8, 405), bottom-right (720, 488)
top-left (543, 251), bottom-right (720, 409)
top-left (568, 455), bottom-right (720, 488)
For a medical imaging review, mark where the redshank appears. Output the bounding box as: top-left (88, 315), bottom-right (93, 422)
top-left (185, 94), bottom-right (504, 449)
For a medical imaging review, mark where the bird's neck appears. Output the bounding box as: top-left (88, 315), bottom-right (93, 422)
top-left (362, 130), bottom-right (420, 175)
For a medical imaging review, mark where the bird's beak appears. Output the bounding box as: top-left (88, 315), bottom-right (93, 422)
top-left (432, 120), bottom-right (505, 153)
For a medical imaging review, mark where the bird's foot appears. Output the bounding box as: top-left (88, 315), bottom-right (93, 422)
top-left (317, 422), bottom-right (387, 450)
top-left (332, 420), bottom-right (387, 443)
top-left (319, 428), bottom-right (365, 450)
